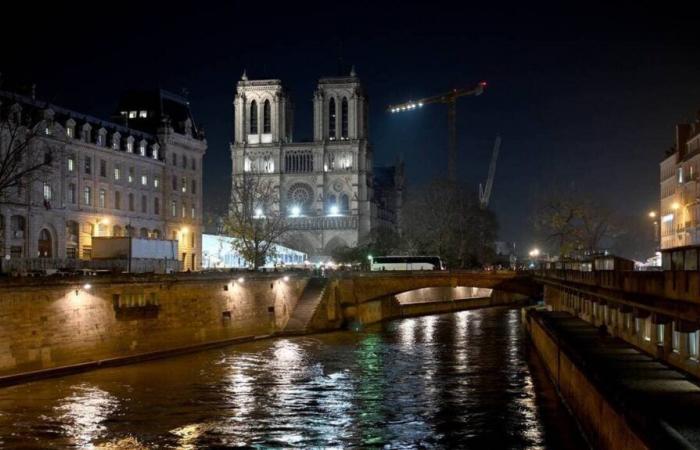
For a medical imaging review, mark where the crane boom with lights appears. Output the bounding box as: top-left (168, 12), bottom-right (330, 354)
top-left (387, 80), bottom-right (487, 182)
top-left (479, 136), bottom-right (501, 209)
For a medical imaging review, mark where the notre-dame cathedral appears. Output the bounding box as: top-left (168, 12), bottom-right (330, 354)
top-left (230, 68), bottom-right (402, 257)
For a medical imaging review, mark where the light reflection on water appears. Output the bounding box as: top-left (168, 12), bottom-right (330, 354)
top-left (0, 307), bottom-right (584, 449)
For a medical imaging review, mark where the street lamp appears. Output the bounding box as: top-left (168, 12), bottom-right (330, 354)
top-left (528, 248), bottom-right (540, 258)
top-left (648, 211), bottom-right (656, 218)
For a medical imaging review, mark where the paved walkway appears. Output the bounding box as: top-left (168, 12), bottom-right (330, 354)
top-left (539, 311), bottom-right (700, 449)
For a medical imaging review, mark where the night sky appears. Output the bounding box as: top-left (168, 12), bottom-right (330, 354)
top-left (3, 2), bottom-right (699, 259)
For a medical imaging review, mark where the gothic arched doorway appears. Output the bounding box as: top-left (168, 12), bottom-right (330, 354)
top-left (38, 228), bottom-right (53, 258)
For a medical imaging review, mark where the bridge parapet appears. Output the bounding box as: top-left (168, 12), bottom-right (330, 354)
top-left (536, 270), bottom-right (700, 304)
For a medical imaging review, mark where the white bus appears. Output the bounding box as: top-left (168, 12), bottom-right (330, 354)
top-left (370, 256), bottom-right (444, 271)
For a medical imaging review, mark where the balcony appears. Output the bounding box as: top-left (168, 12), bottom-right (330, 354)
top-left (285, 215), bottom-right (358, 230)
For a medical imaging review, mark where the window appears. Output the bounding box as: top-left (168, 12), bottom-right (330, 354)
top-left (66, 127), bottom-right (74, 138)
top-left (172, 176), bottom-right (177, 191)
top-left (99, 189), bottom-right (106, 208)
top-left (284, 150), bottom-right (314, 173)
top-left (341, 97), bottom-right (348, 138)
top-left (153, 146), bottom-right (159, 160)
top-left (154, 197), bottom-right (160, 215)
top-left (128, 193), bottom-right (134, 211)
top-left (689, 331), bottom-right (699, 359)
top-left (114, 191), bottom-right (121, 209)
top-left (139, 141), bottom-right (146, 156)
top-left (67, 157), bottom-right (75, 172)
top-left (154, 177), bottom-right (159, 188)
top-left (263, 99), bottom-right (271, 133)
top-left (141, 195), bottom-right (147, 213)
top-left (100, 160), bottom-right (106, 177)
top-left (172, 153), bottom-right (177, 166)
top-left (191, 158), bottom-right (196, 170)
top-left (171, 200), bottom-right (177, 217)
top-left (656, 323), bottom-right (665, 346)
top-left (672, 322), bottom-right (681, 353)
top-left (191, 206), bottom-right (195, 219)
top-left (84, 187), bottom-right (92, 205)
top-left (328, 98), bottom-right (336, 139)
top-left (128, 167), bottom-right (134, 183)
top-left (678, 167), bottom-right (684, 184)
top-left (191, 179), bottom-right (196, 194)
top-left (643, 318), bottom-right (652, 342)
top-left (182, 155), bottom-right (187, 169)
top-left (43, 182), bottom-right (52, 201)
top-left (250, 100), bottom-right (258, 134)
top-left (139, 110), bottom-right (147, 118)
top-left (85, 157), bottom-right (92, 174)
top-left (181, 177), bottom-right (187, 193)
top-left (128, 111), bottom-right (137, 118)
top-left (340, 194), bottom-right (349, 212)
top-left (181, 203), bottom-right (187, 218)
top-left (68, 183), bottom-right (76, 204)
top-left (112, 135), bottom-right (120, 150)
top-left (114, 166), bottom-right (121, 181)
top-left (127, 139), bottom-right (134, 153)
top-left (141, 175), bottom-right (147, 186)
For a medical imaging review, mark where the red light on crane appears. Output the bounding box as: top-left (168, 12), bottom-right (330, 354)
top-left (479, 81), bottom-right (488, 87)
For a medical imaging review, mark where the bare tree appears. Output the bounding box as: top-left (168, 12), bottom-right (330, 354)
top-left (223, 172), bottom-right (290, 269)
top-left (0, 105), bottom-right (61, 203)
top-left (533, 190), bottom-right (622, 257)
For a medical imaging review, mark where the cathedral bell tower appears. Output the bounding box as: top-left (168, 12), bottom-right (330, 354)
top-left (233, 71), bottom-right (293, 145)
top-left (313, 66), bottom-right (367, 142)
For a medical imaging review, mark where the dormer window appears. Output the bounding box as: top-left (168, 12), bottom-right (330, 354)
top-left (128, 111), bottom-right (137, 119)
top-left (81, 123), bottom-right (92, 143)
top-left (112, 132), bottom-right (121, 150)
top-left (126, 137), bottom-right (134, 153)
top-left (66, 125), bottom-right (74, 138)
top-left (139, 110), bottom-right (147, 118)
top-left (139, 140), bottom-right (147, 156)
top-left (152, 144), bottom-right (159, 160)
top-left (97, 128), bottom-right (107, 147)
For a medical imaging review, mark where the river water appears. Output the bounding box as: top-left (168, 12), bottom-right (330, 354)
top-left (0, 307), bottom-right (586, 449)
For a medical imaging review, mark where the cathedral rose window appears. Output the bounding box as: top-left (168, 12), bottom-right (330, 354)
top-left (287, 183), bottom-right (314, 212)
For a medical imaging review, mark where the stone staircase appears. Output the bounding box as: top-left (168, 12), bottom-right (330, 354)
top-left (284, 277), bottom-right (329, 334)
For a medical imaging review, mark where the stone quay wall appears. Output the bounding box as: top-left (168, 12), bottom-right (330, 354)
top-left (523, 308), bottom-right (647, 450)
top-left (0, 273), bottom-right (307, 383)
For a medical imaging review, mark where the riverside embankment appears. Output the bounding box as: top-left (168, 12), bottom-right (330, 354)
top-left (524, 307), bottom-right (700, 450)
top-left (0, 272), bottom-right (530, 385)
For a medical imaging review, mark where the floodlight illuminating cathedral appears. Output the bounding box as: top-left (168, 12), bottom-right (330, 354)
top-left (230, 68), bottom-right (403, 257)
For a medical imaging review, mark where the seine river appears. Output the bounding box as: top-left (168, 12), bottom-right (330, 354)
top-left (0, 308), bottom-right (586, 449)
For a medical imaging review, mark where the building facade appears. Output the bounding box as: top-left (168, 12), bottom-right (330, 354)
top-left (660, 117), bottom-right (700, 250)
top-left (231, 69), bottom-right (382, 256)
top-left (0, 89), bottom-right (206, 271)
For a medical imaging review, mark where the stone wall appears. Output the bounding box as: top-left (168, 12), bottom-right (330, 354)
top-left (0, 273), bottom-right (306, 381)
top-left (524, 309), bottom-right (647, 450)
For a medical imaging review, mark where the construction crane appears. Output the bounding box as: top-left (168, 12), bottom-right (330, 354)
top-left (479, 136), bottom-right (501, 209)
top-left (387, 81), bottom-right (487, 182)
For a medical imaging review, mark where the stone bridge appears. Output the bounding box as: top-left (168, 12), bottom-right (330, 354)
top-left (332, 270), bottom-right (541, 305)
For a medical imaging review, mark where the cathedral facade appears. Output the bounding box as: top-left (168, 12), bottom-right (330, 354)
top-left (230, 70), bottom-right (384, 257)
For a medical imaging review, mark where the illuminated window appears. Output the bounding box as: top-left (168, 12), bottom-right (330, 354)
top-left (141, 175), bottom-right (147, 186)
top-left (128, 111), bottom-right (137, 119)
top-left (171, 200), bottom-right (177, 217)
top-left (678, 167), bottom-right (684, 184)
top-left (43, 183), bottom-right (52, 201)
top-left (114, 167), bottom-right (120, 181)
top-left (68, 157), bottom-right (75, 172)
top-left (656, 323), bottom-right (665, 346)
top-left (126, 139), bottom-right (134, 153)
top-left (84, 187), bottom-right (92, 205)
top-left (139, 141), bottom-right (146, 156)
top-left (66, 127), bottom-right (74, 138)
top-left (154, 177), bottom-right (159, 188)
top-left (181, 203), bottom-right (187, 218)
top-left (181, 177), bottom-right (187, 193)
top-left (99, 189), bottom-right (106, 208)
top-left (138, 110), bottom-right (147, 118)
top-left (191, 206), bottom-right (195, 219)
top-left (689, 331), bottom-right (699, 359)
top-left (128, 167), bottom-right (134, 183)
